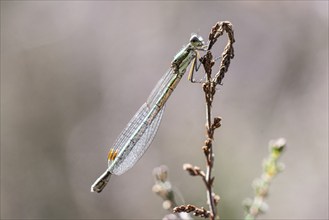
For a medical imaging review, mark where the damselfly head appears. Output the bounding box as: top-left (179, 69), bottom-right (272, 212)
top-left (190, 34), bottom-right (204, 48)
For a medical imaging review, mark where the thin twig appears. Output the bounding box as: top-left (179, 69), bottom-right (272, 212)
top-left (175, 21), bottom-right (235, 220)
top-left (199, 21), bottom-right (235, 220)
top-left (200, 51), bottom-right (217, 219)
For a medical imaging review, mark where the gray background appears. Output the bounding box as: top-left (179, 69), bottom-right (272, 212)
top-left (1, 1), bottom-right (328, 219)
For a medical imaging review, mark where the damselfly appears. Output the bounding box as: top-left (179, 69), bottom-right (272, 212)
top-left (91, 34), bottom-right (206, 193)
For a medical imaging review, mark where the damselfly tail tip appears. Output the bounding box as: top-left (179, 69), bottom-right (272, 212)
top-left (91, 170), bottom-right (112, 193)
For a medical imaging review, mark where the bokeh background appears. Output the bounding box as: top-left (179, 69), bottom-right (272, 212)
top-left (1, 1), bottom-right (328, 219)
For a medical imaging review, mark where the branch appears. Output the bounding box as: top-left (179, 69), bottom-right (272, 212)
top-left (179, 21), bottom-right (235, 220)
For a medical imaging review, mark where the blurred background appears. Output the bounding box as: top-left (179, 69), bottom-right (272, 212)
top-left (1, 1), bottom-right (328, 219)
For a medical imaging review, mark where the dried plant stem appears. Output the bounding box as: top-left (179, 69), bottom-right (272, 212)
top-left (203, 52), bottom-right (217, 220)
top-left (172, 21), bottom-right (235, 220)
top-left (199, 21), bottom-right (235, 220)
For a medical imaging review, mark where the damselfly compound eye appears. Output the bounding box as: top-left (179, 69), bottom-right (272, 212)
top-left (190, 35), bottom-right (204, 47)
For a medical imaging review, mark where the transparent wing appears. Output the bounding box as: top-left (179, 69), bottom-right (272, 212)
top-left (143, 105), bottom-right (165, 150)
top-left (106, 67), bottom-right (180, 175)
top-left (147, 68), bottom-right (177, 107)
top-left (110, 105), bottom-right (165, 175)
top-left (110, 103), bottom-right (151, 155)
